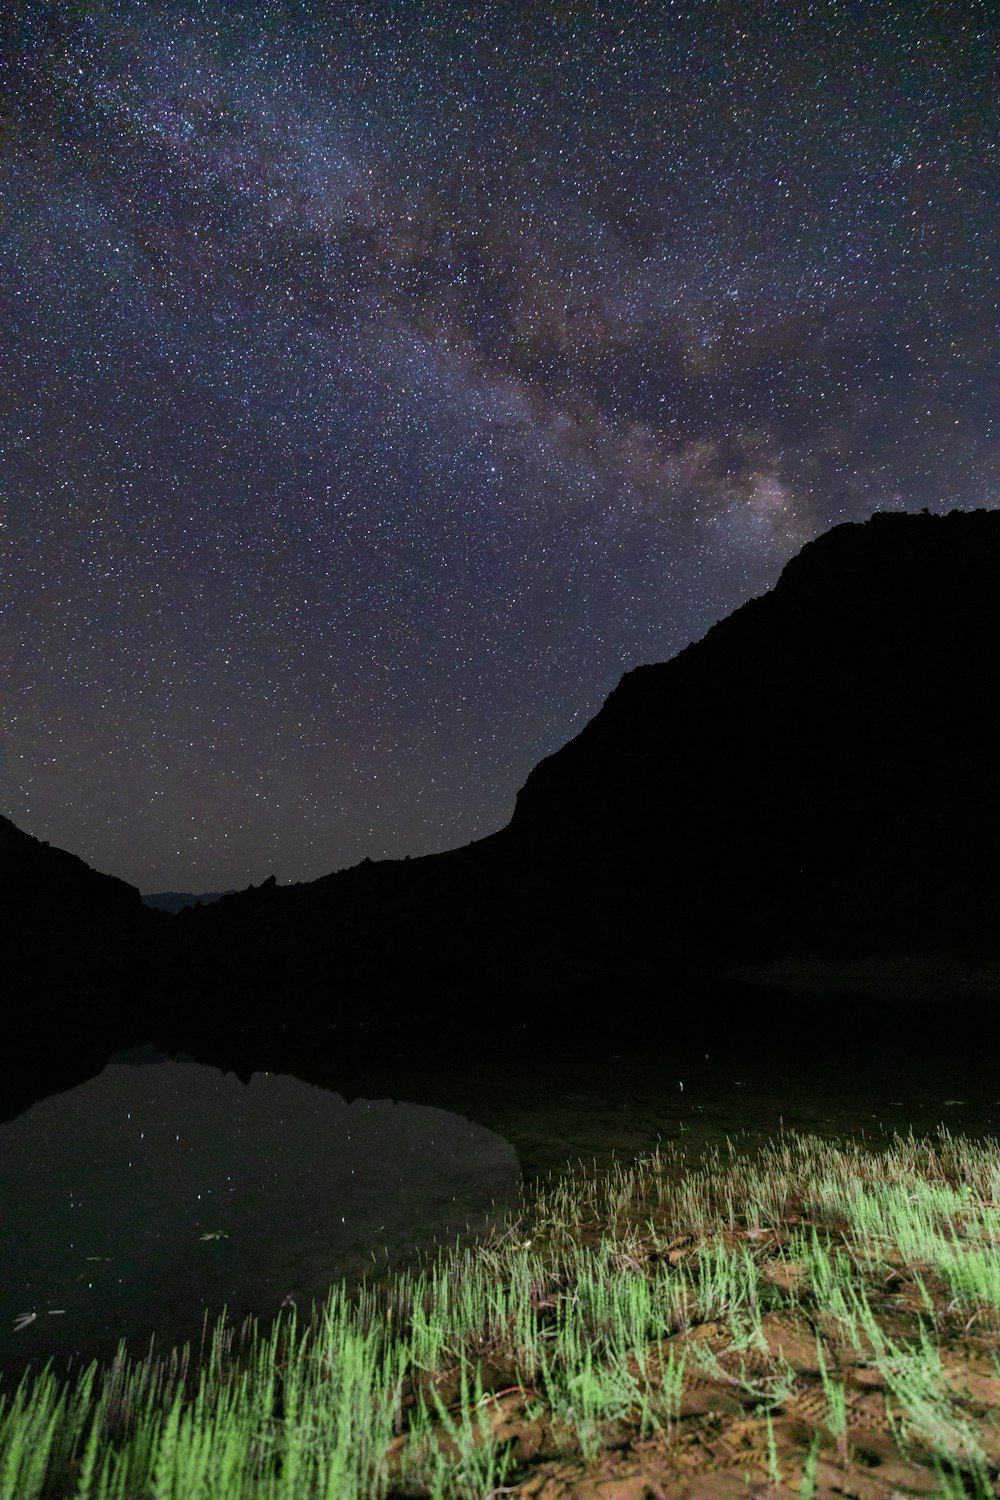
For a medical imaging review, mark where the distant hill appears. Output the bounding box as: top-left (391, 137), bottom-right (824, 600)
top-left (5, 508), bottom-right (1000, 1032)
top-left (142, 891), bottom-right (236, 914)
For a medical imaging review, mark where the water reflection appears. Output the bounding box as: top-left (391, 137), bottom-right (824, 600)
top-left (5, 992), bottom-right (1000, 1385)
top-left (0, 1049), bottom-right (521, 1381)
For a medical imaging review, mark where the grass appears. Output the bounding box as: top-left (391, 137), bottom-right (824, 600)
top-left (4, 1122), bottom-right (1000, 1497)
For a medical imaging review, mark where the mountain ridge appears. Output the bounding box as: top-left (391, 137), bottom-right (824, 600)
top-left (4, 507), bottom-right (999, 1031)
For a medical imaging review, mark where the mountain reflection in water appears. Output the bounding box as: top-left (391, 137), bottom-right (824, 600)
top-left (0, 1048), bottom-right (521, 1381)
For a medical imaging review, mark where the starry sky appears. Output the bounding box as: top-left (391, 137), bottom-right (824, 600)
top-left (4, 0), bottom-right (996, 893)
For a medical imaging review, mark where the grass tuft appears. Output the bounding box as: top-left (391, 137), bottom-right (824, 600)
top-left (4, 1122), bottom-right (1000, 1497)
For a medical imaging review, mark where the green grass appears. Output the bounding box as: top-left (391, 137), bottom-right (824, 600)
top-left (4, 1122), bottom-right (1000, 1497)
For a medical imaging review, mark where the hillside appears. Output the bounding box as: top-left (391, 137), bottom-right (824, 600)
top-left (1, 815), bottom-right (148, 1026)
top-left (5, 508), bottom-right (999, 1030)
top-left (161, 508), bottom-right (1000, 1020)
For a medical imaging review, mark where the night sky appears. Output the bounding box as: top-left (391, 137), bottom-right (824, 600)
top-left (4, 0), bottom-right (996, 894)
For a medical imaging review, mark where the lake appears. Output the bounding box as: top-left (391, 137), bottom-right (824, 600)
top-left (2, 984), bottom-right (998, 1385)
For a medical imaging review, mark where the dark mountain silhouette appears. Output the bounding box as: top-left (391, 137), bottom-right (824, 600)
top-left (151, 507), bottom-right (1000, 1026)
top-left (0, 815), bottom-right (150, 1034)
top-left (5, 508), bottom-right (999, 1038)
top-left (142, 891), bottom-right (236, 913)
top-left (504, 507), bottom-right (1000, 966)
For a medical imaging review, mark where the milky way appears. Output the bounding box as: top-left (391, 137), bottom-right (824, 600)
top-left (4, 0), bottom-right (996, 890)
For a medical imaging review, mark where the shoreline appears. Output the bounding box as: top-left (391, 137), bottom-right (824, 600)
top-left (725, 949), bottom-right (1000, 1005)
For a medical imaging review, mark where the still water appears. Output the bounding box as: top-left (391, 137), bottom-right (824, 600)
top-left (0, 1048), bottom-right (520, 1383)
top-left (2, 992), bottom-right (998, 1384)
